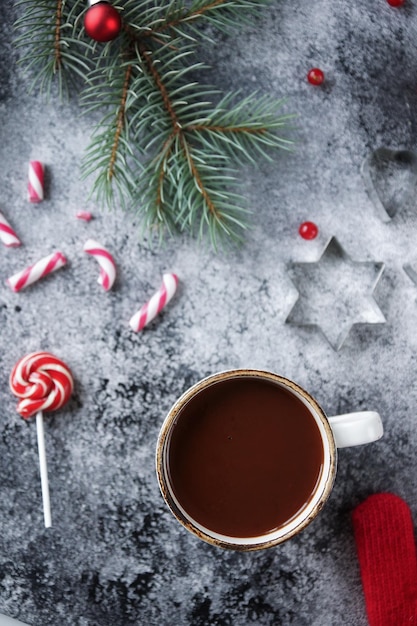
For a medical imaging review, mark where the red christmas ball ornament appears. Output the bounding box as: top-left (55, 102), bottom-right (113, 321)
top-left (387, 0), bottom-right (405, 6)
top-left (299, 221), bottom-right (319, 240)
top-left (307, 68), bottom-right (325, 86)
top-left (84, 0), bottom-right (122, 42)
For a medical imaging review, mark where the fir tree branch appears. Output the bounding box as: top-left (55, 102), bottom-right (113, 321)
top-left (148, 0), bottom-right (228, 34)
top-left (138, 43), bottom-right (182, 131)
top-left (183, 92), bottom-right (295, 164)
top-left (155, 133), bottom-right (176, 209)
top-left (136, 39), bottom-right (243, 240)
top-left (14, 0), bottom-right (91, 96)
top-left (14, 0), bottom-right (294, 246)
top-left (54, 0), bottom-right (63, 71)
top-left (138, 0), bottom-right (273, 41)
top-left (109, 63), bottom-right (133, 181)
top-left (81, 56), bottom-right (143, 209)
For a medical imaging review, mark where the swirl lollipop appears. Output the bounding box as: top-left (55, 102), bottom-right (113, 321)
top-left (10, 352), bottom-right (74, 527)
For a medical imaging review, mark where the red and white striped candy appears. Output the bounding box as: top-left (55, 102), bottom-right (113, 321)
top-left (0, 210), bottom-right (21, 247)
top-left (83, 239), bottom-right (116, 291)
top-left (129, 273), bottom-right (179, 332)
top-left (76, 211), bottom-right (93, 222)
top-left (10, 351), bottom-right (74, 419)
top-left (28, 161), bottom-right (45, 203)
top-left (6, 251), bottom-right (67, 292)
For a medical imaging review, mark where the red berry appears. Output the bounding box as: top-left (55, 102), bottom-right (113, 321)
top-left (307, 68), bottom-right (325, 86)
top-left (387, 0), bottom-right (405, 6)
top-left (299, 221), bottom-right (319, 240)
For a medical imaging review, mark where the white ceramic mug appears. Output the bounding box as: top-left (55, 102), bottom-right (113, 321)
top-left (156, 369), bottom-right (383, 551)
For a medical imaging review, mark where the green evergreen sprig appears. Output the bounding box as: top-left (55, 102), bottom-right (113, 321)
top-left (13, 0), bottom-right (294, 247)
top-left (14, 0), bottom-right (91, 97)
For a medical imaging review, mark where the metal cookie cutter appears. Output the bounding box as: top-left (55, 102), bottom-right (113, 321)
top-left (361, 148), bottom-right (417, 222)
top-left (285, 237), bottom-right (386, 350)
top-left (403, 262), bottom-right (417, 285)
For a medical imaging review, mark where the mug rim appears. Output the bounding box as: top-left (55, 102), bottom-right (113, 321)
top-left (156, 368), bottom-right (337, 551)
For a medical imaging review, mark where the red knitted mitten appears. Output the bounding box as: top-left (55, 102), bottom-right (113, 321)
top-left (352, 493), bottom-right (417, 626)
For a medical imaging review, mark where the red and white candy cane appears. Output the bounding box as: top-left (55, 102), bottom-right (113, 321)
top-left (6, 251), bottom-right (67, 292)
top-left (28, 161), bottom-right (45, 203)
top-left (0, 210), bottom-right (21, 247)
top-left (10, 351), bottom-right (74, 528)
top-left (129, 273), bottom-right (179, 332)
top-left (83, 238), bottom-right (116, 291)
top-left (76, 211), bottom-right (93, 222)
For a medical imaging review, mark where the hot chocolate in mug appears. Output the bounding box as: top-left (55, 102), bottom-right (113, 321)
top-left (156, 369), bottom-right (383, 551)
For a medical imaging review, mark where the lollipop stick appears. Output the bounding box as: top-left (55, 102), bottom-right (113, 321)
top-left (36, 411), bottom-right (51, 528)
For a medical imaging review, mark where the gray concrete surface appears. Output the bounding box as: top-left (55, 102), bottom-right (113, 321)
top-left (1, 1), bottom-right (417, 624)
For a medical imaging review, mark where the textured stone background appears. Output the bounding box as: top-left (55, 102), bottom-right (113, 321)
top-left (1, 1), bottom-right (417, 625)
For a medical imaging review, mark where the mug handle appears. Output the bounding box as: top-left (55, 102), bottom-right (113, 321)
top-left (328, 411), bottom-right (383, 449)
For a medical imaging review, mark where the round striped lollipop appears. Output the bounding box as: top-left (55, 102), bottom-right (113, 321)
top-left (10, 351), bottom-right (74, 527)
top-left (10, 351), bottom-right (74, 418)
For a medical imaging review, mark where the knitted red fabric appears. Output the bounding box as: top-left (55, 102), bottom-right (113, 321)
top-left (352, 493), bottom-right (417, 626)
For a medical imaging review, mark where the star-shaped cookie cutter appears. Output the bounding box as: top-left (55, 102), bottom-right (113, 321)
top-left (403, 262), bottom-right (417, 285)
top-left (285, 237), bottom-right (386, 350)
top-left (361, 148), bottom-right (417, 222)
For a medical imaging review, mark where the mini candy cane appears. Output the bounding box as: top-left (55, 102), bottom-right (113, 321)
top-left (0, 210), bottom-right (21, 247)
top-left (6, 251), bottom-right (67, 292)
top-left (76, 211), bottom-right (93, 222)
top-left (28, 161), bottom-right (45, 203)
top-left (10, 351), bottom-right (74, 527)
top-left (129, 273), bottom-right (179, 332)
top-left (83, 239), bottom-right (116, 291)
